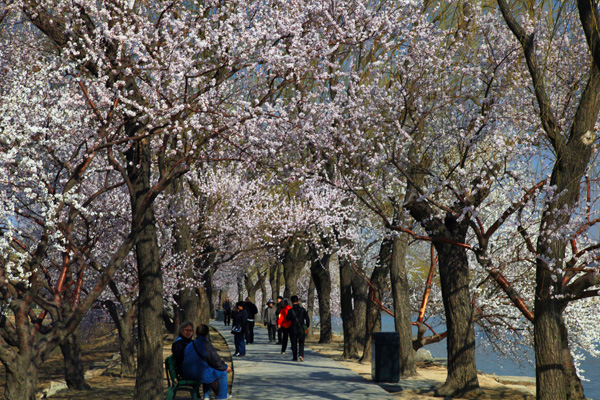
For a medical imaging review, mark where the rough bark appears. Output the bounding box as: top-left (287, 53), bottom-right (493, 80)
top-left (57, 293), bottom-right (90, 389)
top-left (4, 355), bottom-right (38, 400)
top-left (104, 299), bottom-right (137, 376)
top-left (129, 134), bottom-right (164, 400)
top-left (310, 250), bottom-right (332, 344)
top-left (259, 274), bottom-right (268, 312)
top-left (390, 233), bottom-right (416, 377)
top-left (170, 178), bottom-right (199, 328)
top-left (174, 286), bottom-right (198, 330)
top-left (497, 2), bottom-right (600, 398)
top-left (340, 255), bottom-right (368, 359)
top-left (133, 219), bottom-right (164, 400)
top-left (534, 143), bottom-right (593, 400)
top-left (351, 264), bottom-right (368, 353)
top-left (360, 238), bottom-right (392, 364)
top-left (405, 186), bottom-right (481, 396)
top-left (339, 255), bottom-right (359, 358)
top-left (60, 328), bottom-right (91, 390)
top-left (197, 284), bottom-right (211, 324)
top-left (244, 272), bottom-right (262, 302)
top-left (560, 313), bottom-right (585, 400)
top-left (532, 98), bottom-right (598, 400)
top-left (269, 263), bottom-right (281, 300)
top-left (307, 275), bottom-right (315, 337)
top-left (434, 236), bottom-right (480, 397)
top-left (282, 240), bottom-right (310, 299)
top-left (203, 269), bottom-right (216, 319)
top-left (237, 279), bottom-right (244, 302)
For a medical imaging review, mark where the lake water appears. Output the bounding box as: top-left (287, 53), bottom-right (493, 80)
top-left (330, 315), bottom-right (600, 399)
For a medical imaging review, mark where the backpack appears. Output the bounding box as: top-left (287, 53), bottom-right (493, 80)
top-left (290, 308), bottom-right (309, 338)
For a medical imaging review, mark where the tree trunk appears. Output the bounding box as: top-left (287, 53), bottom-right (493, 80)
top-left (105, 299), bottom-right (137, 377)
top-left (4, 355), bottom-right (38, 400)
top-left (534, 288), bottom-right (565, 400)
top-left (533, 139), bottom-right (595, 400)
top-left (237, 279), bottom-right (244, 303)
top-left (560, 312), bottom-right (585, 400)
top-left (171, 182), bottom-right (199, 328)
top-left (339, 255), bottom-right (358, 358)
top-left (434, 238), bottom-right (480, 397)
top-left (174, 287), bottom-right (199, 329)
top-left (60, 329), bottom-right (91, 390)
top-left (244, 273), bottom-right (258, 301)
top-left (197, 285), bottom-right (211, 324)
top-left (203, 269), bottom-right (216, 319)
top-left (128, 133), bottom-right (164, 400)
top-left (339, 255), bottom-right (368, 359)
top-left (259, 275), bottom-right (267, 312)
top-left (270, 263), bottom-right (281, 300)
top-left (133, 217), bottom-right (164, 400)
top-left (278, 264), bottom-right (285, 298)
top-left (390, 234), bottom-right (416, 377)
top-left (307, 275), bottom-right (315, 337)
top-left (534, 234), bottom-right (571, 400)
top-left (282, 240), bottom-right (309, 299)
top-left (120, 323), bottom-right (137, 377)
top-left (360, 238), bottom-right (391, 364)
top-left (311, 251), bottom-right (332, 344)
top-left (351, 266), bottom-right (368, 352)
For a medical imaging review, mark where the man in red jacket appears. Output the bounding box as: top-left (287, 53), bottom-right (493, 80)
top-left (274, 295), bottom-right (284, 344)
top-left (277, 298), bottom-right (292, 355)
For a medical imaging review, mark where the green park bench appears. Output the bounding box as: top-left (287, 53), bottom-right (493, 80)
top-left (165, 355), bottom-right (203, 400)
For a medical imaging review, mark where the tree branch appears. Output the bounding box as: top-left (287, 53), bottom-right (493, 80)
top-left (497, 0), bottom-right (565, 152)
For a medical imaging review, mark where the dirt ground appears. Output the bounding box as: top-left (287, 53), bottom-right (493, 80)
top-left (309, 338), bottom-right (536, 400)
top-left (6, 327), bottom-right (535, 400)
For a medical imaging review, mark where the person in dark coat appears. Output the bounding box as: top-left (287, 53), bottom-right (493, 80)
top-left (183, 324), bottom-right (232, 400)
top-left (286, 295), bottom-right (310, 361)
top-left (244, 296), bottom-right (259, 344)
top-left (171, 321), bottom-right (194, 377)
top-left (274, 295), bottom-right (284, 344)
top-left (263, 299), bottom-right (277, 343)
top-left (222, 297), bottom-right (232, 326)
top-left (231, 301), bottom-right (248, 356)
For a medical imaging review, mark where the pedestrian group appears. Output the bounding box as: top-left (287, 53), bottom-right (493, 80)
top-left (170, 295), bottom-right (310, 399)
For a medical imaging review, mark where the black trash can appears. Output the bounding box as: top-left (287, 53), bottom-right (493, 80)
top-left (371, 332), bottom-right (400, 382)
top-left (216, 309), bottom-right (224, 322)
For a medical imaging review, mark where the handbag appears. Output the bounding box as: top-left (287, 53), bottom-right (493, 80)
top-left (231, 325), bottom-right (242, 334)
top-left (302, 324), bottom-right (309, 337)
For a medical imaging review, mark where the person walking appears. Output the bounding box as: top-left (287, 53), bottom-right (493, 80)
top-left (231, 301), bottom-right (248, 356)
top-left (274, 295), bottom-right (284, 344)
top-left (277, 298), bottom-right (292, 355)
top-left (286, 295), bottom-right (310, 362)
top-left (171, 321), bottom-right (194, 378)
top-left (182, 324), bottom-right (232, 400)
top-left (244, 296), bottom-right (258, 344)
top-left (263, 299), bottom-right (277, 343)
top-left (222, 297), bottom-right (232, 326)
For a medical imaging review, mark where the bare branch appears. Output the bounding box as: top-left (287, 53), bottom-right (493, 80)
top-left (496, 0), bottom-right (565, 152)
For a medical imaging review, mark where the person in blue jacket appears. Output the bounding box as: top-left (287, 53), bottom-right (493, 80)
top-left (183, 324), bottom-right (232, 400)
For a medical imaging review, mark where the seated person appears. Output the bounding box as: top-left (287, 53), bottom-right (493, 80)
top-left (171, 321), bottom-right (194, 377)
top-left (183, 324), bottom-right (232, 400)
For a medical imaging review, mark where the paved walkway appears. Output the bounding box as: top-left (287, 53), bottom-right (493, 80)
top-left (210, 321), bottom-right (397, 400)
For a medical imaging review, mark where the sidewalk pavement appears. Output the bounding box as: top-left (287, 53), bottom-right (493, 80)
top-left (210, 321), bottom-right (397, 400)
